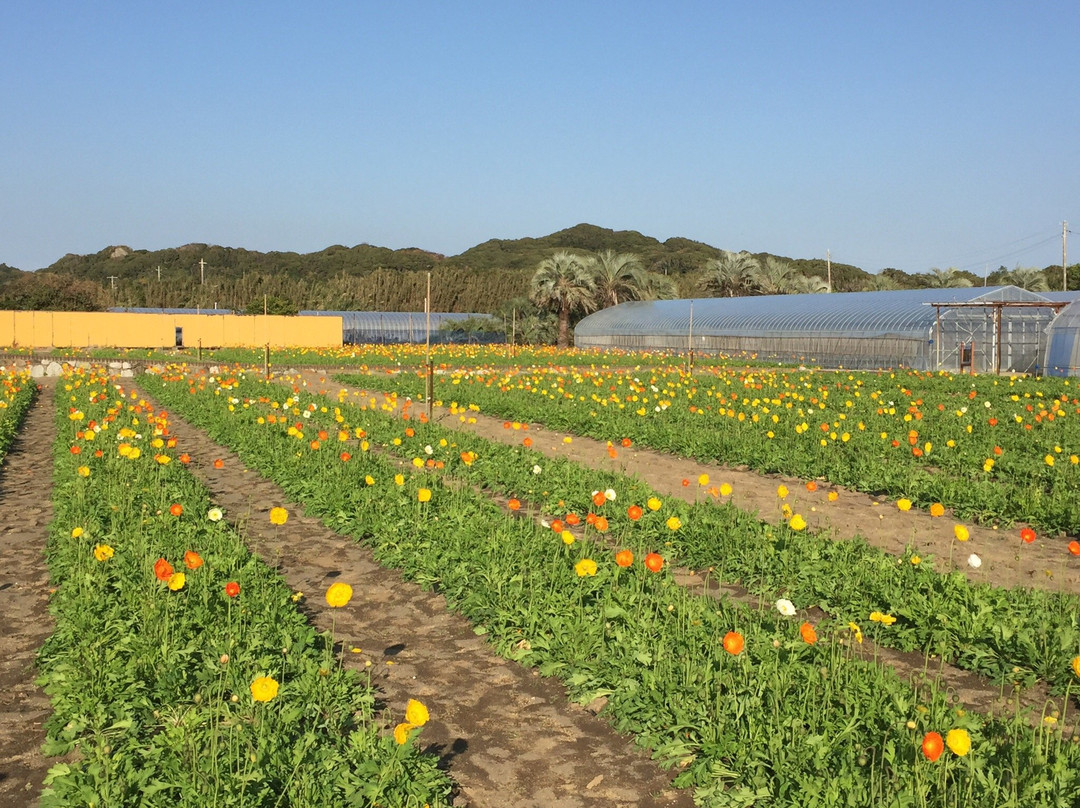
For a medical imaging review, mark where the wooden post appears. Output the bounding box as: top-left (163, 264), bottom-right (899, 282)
top-left (197, 338), bottom-right (202, 362)
top-left (263, 343), bottom-right (270, 379)
top-left (425, 272), bottom-right (433, 421)
top-left (687, 300), bottom-right (695, 375)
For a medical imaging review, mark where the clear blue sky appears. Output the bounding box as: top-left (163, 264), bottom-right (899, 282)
top-left (1, 1), bottom-right (1076, 276)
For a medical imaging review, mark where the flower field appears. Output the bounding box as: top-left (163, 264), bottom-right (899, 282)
top-left (339, 364), bottom-right (1080, 535)
top-left (128, 363), bottom-right (1080, 807)
top-left (39, 368), bottom-right (451, 806)
top-left (0, 367), bottom-right (35, 461)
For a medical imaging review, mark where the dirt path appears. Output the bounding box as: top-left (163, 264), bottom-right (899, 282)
top-left (0, 380), bottom-right (58, 806)
top-left (136, 384), bottom-right (693, 808)
top-left (293, 370), bottom-right (1080, 598)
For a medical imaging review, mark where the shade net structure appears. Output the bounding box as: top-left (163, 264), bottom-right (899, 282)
top-left (299, 311), bottom-right (502, 345)
top-left (1043, 300), bottom-right (1080, 377)
top-left (573, 287), bottom-right (1066, 372)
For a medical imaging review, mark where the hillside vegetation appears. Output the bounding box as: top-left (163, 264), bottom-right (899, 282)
top-left (1, 224), bottom-right (1072, 316)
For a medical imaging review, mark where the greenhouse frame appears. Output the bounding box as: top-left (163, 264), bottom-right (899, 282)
top-left (574, 287), bottom-right (1079, 373)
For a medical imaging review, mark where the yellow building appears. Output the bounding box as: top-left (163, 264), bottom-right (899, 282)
top-left (0, 310), bottom-right (343, 349)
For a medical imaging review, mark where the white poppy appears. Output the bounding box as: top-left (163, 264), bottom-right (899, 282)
top-left (775, 598), bottom-right (796, 617)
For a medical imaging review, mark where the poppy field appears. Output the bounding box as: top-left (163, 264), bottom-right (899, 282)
top-left (39, 368), bottom-right (451, 806)
top-left (127, 362), bottom-right (1080, 807)
top-left (341, 364), bottom-right (1080, 535)
top-left (4, 351), bottom-right (1080, 807)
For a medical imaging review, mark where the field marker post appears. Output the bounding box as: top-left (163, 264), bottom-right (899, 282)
top-left (687, 300), bottom-right (695, 375)
top-left (263, 343), bottom-right (270, 379)
top-left (198, 338), bottom-right (202, 362)
top-left (425, 272), bottom-right (433, 421)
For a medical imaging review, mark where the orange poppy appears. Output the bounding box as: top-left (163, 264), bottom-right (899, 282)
top-left (1068, 540), bottom-right (1080, 556)
top-left (224, 581), bottom-right (240, 598)
top-left (644, 552), bottom-right (663, 573)
top-left (213, 458), bottom-right (224, 469)
top-left (154, 557), bottom-right (174, 581)
top-left (565, 513), bottom-right (580, 526)
top-left (921, 732), bottom-right (944, 762)
top-left (799, 622), bottom-right (818, 645)
top-left (522, 437), bottom-right (533, 448)
top-left (340, 452), bottom-right (351, 462)
top-left (1020, 528), bottom-right (1036, 544)
top-left (621, 438), bottom-right (632, 448)
top-left (592, 491), bottom-right (606, 507)
top-left (615, 549), bottom-right (634, 567)
top-left (184, 550), bottom-right (204, 570)
top-left (551, 519), bottom-right (564, 532)
top-left (594, 516), bottom-right (609, 532)
top-left (586, 512), bottom-right (598, 526)
top-left (722, 631), bottom-right (744, 656)
top-left (805, 481), bottom-right (818, 492)
top-left (169, 503), bottom-right (183, 517)
top-left (318, 430), bottom-right (329, 441)
top-left (507, 498), bottom-right (521, 511)
top-left (627, 505), bottom-right (643, 521)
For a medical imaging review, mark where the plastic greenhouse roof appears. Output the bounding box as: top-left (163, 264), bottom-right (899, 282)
top-left (574, 287), bottom-right (1058, 341)
top-left (299, 311), bottom-right (492, 329)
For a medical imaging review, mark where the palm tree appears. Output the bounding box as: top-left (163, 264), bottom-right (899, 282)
top-left (788, 274), bottom-right (830, 294)
top-left (861, 273), bottom-right (901, 291)
top-left (924, 267), bottom-right (974, 288)
top-left (1006, 266), bottom-right (1050, 292)
top-left (702, 250), bottom-right (759, 297)
top-left (589, 250), bottom-right (647, 307)
top-left (530, 251), bottom-right (598, 348)
top-left (637, 271), bottom-right (680, 301)
top-left (749, 256), bottom-right (799, 295)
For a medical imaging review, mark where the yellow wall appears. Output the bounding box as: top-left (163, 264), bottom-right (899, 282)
top-left (0, 311), bottom-right (343, 349)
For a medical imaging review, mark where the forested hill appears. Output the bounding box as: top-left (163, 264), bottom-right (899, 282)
top-left (1, 223), bottom-right (871, 313)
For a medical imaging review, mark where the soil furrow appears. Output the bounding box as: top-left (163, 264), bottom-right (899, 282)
top-left (0, 380), bottom-right (59, 807)
top-left (136, 383), bottom-right (693, 808)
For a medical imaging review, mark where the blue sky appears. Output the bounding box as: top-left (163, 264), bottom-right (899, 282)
top-left (1, 1), bottom-right (1076, 276)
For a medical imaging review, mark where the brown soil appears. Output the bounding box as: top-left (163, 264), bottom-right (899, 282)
top-left (0, 380), bottom-right (60, 807)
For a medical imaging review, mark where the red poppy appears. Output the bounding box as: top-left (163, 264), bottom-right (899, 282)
top-left (627, 505), bottom-right (643, 521)
top-left (184, 550), bottom-right (203, 570)
top-left (213, 458), bottom-right (224, 469)
top-left (921, 731), bottom-right (944, 762)
top-left (621, 438), bottom-right (632, 448)
top-left (644, 552), bottom-right (663, 573)
top-left (224, 581), bottom-right (241, 598)
top-left (615, 549), bottom-right (634, 567)
top-left (681, 478), bottom-right (690, 487)
top-left (508, 498), bottom-right (521, 511)
top-left (1020, 528), bottom-right (1036, 544)
top-left (722, 631), bottom-right (744, 655)
top-left (169, 503), bottom-right (183, 517)
top-left (154, 557), bottom-right (174, 581)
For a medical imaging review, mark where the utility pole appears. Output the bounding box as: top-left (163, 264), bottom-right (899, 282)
top-left (107, 275), bottom-right (118, 292)
top-left (1064, 221), bottom-right (1069, 291)
top-left (199, 258), bottom-right (206, 286)
top-left (156, 265), bottom-right (162, 281)
top-left (826, 249), bottom-right (832, 292)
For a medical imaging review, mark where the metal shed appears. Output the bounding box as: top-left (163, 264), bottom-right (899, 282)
top-left (573, 287), bottom-right (1066, 372)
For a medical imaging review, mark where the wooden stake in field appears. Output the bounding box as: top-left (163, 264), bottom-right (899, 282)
top-left (687, 300), bottom-right (695, 375)
top-left (264, 343), bottom-right (270, 379)
top-left (425, 272), bottom-right (433, 421)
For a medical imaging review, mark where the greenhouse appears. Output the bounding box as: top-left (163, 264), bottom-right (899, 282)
top-left (574, 286), bottom-right (1076, 373)
top-left (299, 311), bottom-right (501, 345)
top-left (1042, 300), bottom-right (1080, 377)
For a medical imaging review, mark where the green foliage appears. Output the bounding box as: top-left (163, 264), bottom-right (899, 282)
top-left (244, 296), bottom-right (298, 316)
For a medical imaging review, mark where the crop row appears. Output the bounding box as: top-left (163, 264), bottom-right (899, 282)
top-left (340, 365), bottom-right (1080, 535)
top-left (38, 368), bottom-right (451, 807)
top-left (141, 367), bottom-right (1080, 807)
top-left (0, 368), bottom-right (35, 462)
top-left (272, 369), bottom-right (1080, 694)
